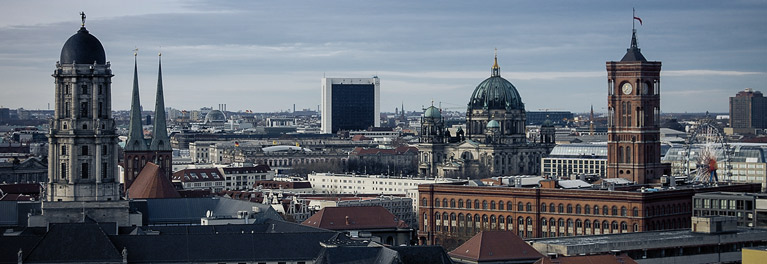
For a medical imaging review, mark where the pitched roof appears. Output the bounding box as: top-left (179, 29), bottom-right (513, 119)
top-left (448, 230), bottom-right (543, 262)
top-left (302, 206), bottom-right (405, 230)
top-left (25, 223), bottom-right (122, 263)
top-left (172, 168), bottom-right (224, 182)
top-left (128, 162), bottom-right (180, 199)
top-left (534, 253), bottom-right (638, 264)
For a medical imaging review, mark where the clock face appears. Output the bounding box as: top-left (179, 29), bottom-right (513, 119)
top-left (621, 83), bottom-right (633, 95)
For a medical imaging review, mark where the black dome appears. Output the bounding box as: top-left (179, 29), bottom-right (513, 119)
top-left (59, 27), bottom-right (106, 64)
top-left (468, 75), bottom-right (524, 111)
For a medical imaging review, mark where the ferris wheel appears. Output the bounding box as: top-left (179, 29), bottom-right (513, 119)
top-left (684, 120), bottom-right (731, 183)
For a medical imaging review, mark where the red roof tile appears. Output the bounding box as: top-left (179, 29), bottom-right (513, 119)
top-left (301, 206), bottom-right (406, 230)
top-left (449, 231), bottom-right (543, 262)
top-left (127, 162), bottom-right (180, 199)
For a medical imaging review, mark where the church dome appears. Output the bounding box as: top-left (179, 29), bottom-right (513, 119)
top-left (60, 27), bottom-right (106, 64)
top-left (204, 110), bottom-right (227, 123)
top-left (468, 56), bottom-right (524, 111)
top-left (424, 106), bottom-right (441, 118)
top-left (486, 120), bottom-right (500, 128)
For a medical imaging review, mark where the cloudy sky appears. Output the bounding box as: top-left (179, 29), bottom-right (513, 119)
top-left (0, 0), bottom-right (764, 114)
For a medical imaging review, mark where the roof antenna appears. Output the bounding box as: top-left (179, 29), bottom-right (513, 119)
top-left (80, 12), bottom-right (86, 27)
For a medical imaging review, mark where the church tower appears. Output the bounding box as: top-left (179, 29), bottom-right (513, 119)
top-left (606, 27), bottom-right (668, 184)
top-left (123, 54), bottom-right (173, 193)
top-left (47, 14), bottom-right (119, 201)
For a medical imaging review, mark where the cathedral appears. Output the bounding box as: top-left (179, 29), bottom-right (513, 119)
top-left (418, 55), bottom-right (555, 179)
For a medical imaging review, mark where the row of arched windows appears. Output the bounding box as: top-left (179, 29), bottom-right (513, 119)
top-left (540, 203), bottom-right (638, 217)
top-left (425, 198), bottom-right (535, 212)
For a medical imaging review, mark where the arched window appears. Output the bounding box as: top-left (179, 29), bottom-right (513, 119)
top-left (621, 206), bottom-right (627, 216)
top-left (526, 202), bottom-right (532, 211)
top-left (550, 204), bottom-right (556, 213)
top-left (482, 200), bottom-right (488, 210)
top-left (612, 206), bottom-right (618, 216)
top-left (450, 199), bottom-right (456, 208)
top-left (585, 205), bottom-right (591, 215)
top-left (611, 221), bottom-right (619, 231)
top-left (443, 198), bottom-right (448, 208)
top-left (567, 204), bottom-right (573, 214)
top-left (633, 207), bottom-right (639, 217)
top-left (634, 223), bottom-right (639, 232)
top-left (594, 205), bottom-right (600, 215)
top-left (507, 201), bottom-right (513, 211)
top-left (576, 205), bottom-right (582, 214)
top-left (466, 199), bottom-right (472, 209)
top-left (491, 201), bottom-right (496, 210)
top-left (603, 221), bottom-right (610, 231)
top-left (558, 204), bottom-right (564, 213)
top-left (458, 199), bottom-right (464, 208)
top-left (618, 146), bottom-right (624, 163)
top-left (621, 222), bottom-right (628, 232)
top-left (541, 203), bottom-right (547, 212)
top-left (518, 202), bottom-right (524, 211)
top-left (498, 201), bottom-right (504, 210)
top-left (603, 206), bottom-right (609, 215)
top-left (507, 216), bottom-right (514, 230)
top-left (482, 215), bottom-right (489, 229)
top-left (498, 215), bottom-right (505, 230)
top-left (465, 214), bottom-right (472, 229)
top-left (584, 220), bottom-right (591, 229)
top-left (558, 218), bottom-right (565, 227)
top-left (435, 199), bottom-right (440, 207)
top-left (490, 215), bottom-right (497, 229)
top-left (541, 218), bottom-right (548, 226)
top-left (626, 146), bottom-right (631, 163)
top-left (422, 198), bottom-right (427, 207)
top-left (594, 220), bottom-right (600, 229)
top-left (474, 200), bottom-right (480, 209)
top-left (518, 217), bottom-right (524, 227)
top-left (567, 219), bottom-right (573, 228)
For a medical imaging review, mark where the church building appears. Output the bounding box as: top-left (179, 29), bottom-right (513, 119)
top-left (417, 54), bottom-right (555, 178)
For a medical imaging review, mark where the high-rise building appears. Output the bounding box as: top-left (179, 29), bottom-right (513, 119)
top-left (321, 77), bottom-right (380, 134)
top-left (606, 28), bottom-right (670, 184)
top-left (729, 88), bottom-right (767, 134)
top-left (47, 15), bottom-right (119, 201)
top-left (123, 53), bottom-right (173, 193)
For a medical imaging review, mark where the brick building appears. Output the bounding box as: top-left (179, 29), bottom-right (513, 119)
top-left (417, 182), bottom-right (760, 249)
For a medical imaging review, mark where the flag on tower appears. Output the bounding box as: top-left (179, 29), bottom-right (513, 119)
top-left (634, 16), bottom-right (643, 25)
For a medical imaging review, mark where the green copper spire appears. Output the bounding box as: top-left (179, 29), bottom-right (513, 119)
top-left (125, 52), bottom-right (148, 151)
top-left (150, 53), bottom-right (171, 151)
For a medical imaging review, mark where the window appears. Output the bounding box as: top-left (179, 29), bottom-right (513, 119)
top-left (612, 221), bottom-right (619, 231)
top-left (550, 204), bottom-right (556, 213)
top-left (507, 201), bottom-right (513, 211)
top-left (603, 206), bottom-right (609, 215)
top-left (61, 163), bottom-right (67, 179)
top-left (482, 200), bottom-right (488, 210)
top-left (443, 198), bottom-right (448, 208)
top-left (81, 163), bottom-right (89, 179)
top-left (621, 206), bottom-right (627, 217)
top-left (585, 205), bottom-right (591, 214)
top-left (64, 102), bottom-right (70, 117)
top-left (101, 145), bottom-right (107, 155)
top-left (458, 199), bottom-right (464, 208)
top-left (526, 202), bottom-right (532, 212)
top-left (435, 198), bottom-right (440, 207)
top-left (621, 222), bottom-right (628, 232)
top-left (558, 204), bottom-right (564, 213)
top-left (102, 162), bottom-right (107, 179)
top-left (81, 84), bottom-right (88, 94)
top-left (633, 207), bottom-right (639, 217)
top-left (81, 146), bottom-right (88, 155)
top-left (498, 201), bottom-right (504, 210)
top-left (61, 145), bottom-right (67, 155)
top-left (567, 204), bottom-right (573, 214)
top-left (80, 102), bottom-right (88, 117)
top-left (576, 205), bottom-right (582, 214)
top-left (558, 218), bottom-right (565, 227)
top-left (466, 199), bottom-right (472, 209)
top-left (541, 203), bottom-right (547, 212)
top-left (422, 198), bottom-right (427, 207)
top-left (490, 201), bottom-right (496, 210)
top-left (612, 206), bottom-right (618, 216)
top-left (474, 200), bottom-right (480, 209)
top-left (450, 199), bottom-right (456, 208)
top-left (585, 220), bottom-right (591, 229)
top-left (518, 202), bottom-right (524, 211)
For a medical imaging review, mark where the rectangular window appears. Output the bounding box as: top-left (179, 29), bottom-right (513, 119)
top-left (81, 85), bottom-right (88, 94)
top-left (82, 146), bottom-right (88, 155)
top-left (81, 163), bottom-right (89, 179)
top-left (80, 102), bottom-right (88, 117)
top-left (64, 102), bottom-right (70, 117)
top-left (102, 162), bottom-right (107, 179)
top-left (61, 163), bottom-right (67, 179)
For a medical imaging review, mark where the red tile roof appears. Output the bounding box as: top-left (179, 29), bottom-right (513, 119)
top-left (301, 206), bottom-right (406, 230)
top-left (127, 162), bottom-right (180, 199)
top-left (449, 231), bottom-right (543, 262)
top-left (534, 253), bottom-right (637, 264)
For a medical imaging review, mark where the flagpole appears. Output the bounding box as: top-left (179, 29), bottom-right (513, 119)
top-left (632, 8), bottom-right (635, 32)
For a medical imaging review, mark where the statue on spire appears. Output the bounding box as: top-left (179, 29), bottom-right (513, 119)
top-left (80, 12), bottom-right (86, 27)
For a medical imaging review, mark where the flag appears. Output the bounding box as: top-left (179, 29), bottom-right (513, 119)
top-left (634, 16), bottom-right (642, 25)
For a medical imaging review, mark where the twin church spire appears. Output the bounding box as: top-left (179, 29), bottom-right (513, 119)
top-left (125, 52), bottom-right (170, 151)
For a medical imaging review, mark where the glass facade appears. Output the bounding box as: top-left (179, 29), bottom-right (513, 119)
top-left (330, 84), bottom-right (375, 133)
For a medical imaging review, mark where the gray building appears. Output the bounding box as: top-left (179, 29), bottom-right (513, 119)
top-left (321, 77), bottom-right (381, 134)
top-left (693, 192), bottom-right (767, 228)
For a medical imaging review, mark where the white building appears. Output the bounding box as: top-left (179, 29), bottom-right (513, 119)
top-left (308, 172), bottom-right (463, 195)
top-left (321, 77), bottom-right (380, 134)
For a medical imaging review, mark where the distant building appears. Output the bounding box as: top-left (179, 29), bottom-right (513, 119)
top-left (321, 77), bottom-right (380, 133)
top-left (302, 206), bottom-right (413, 246)
top-left (526, 111), bottom-right (573, 126)
top-left (728, 88), bottom-right (767, 135)
top-left (448, 230), bottom-right (543, 263)
top-left (692, 192), bottom-right (767, 228)
top-left (308, 172), bottom-right (463, 195)
top-left (541, 144), bottom-right (608, 179)
top-left (172, 168), bottom-right (226, 192)
top-left (663, 143), bottom-right (767, 191)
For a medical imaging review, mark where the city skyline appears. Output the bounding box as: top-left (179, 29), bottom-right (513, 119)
top-left (0, 0), bottom-right (765, 113)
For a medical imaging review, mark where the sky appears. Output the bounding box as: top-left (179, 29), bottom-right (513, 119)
top-left (0, 0), bottom-right (765, 114)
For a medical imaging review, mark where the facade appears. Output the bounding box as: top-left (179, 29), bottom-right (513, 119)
top-left (321, 77), bottom-right (381, 134)
top-left (541, 144), bottom-right (608, 179)
top-left (606, 29), bottom-right (669, 184)
top-left (527, 111), bottom-right (573, 126)
top-left (347, 146), bottom-right (419, 176)
top-left (171, 168), bottom-right (226, 192)
top-left (416, 182), bottom-right (760, 249)
top-left (692, 192), bottom-right (767, 228)
top-left (122, 54), bottom-right (172, 193)
top-left (729, 88), bottom-right (767, 134)
top-left (221, 165), bottom-right (274, 190)
top-left (47, 17), bottom-right (120, 202)
top-left (308, 172), bottom-right (462, 195)
top-left (417, 55), bottom-right (555, 178)
top-left (302, 206), bottom-right (414, 246)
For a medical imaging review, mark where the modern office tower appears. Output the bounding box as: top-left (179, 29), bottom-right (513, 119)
top-left (321, 77), bottom-right (380, 134)
top-left (47, 15), bottom-right (119, 201)
top-left (606, 28), bottom-right (669, 184)
top-left (729, 88), bottom-right (767, 134)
